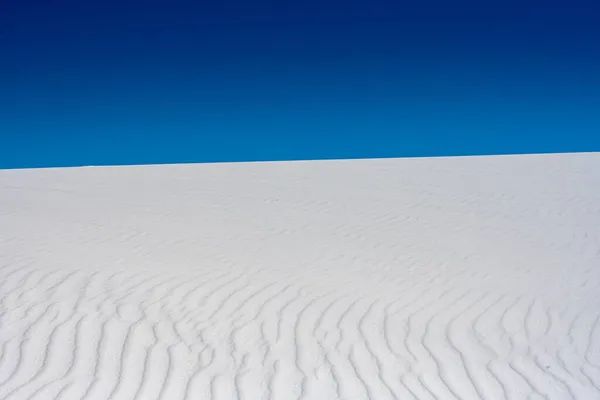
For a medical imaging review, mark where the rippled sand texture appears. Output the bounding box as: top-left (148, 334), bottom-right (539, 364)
top-left (1, 153), bottom-right (599, 400)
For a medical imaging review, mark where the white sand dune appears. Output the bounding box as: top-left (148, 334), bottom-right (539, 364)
top-left (0, 153), bottom-right (599, 400)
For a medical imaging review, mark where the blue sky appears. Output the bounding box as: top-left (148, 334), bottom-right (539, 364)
top-left (1, 0), bottom-right (599, 168)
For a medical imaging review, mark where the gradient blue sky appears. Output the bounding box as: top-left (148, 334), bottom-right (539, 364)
top-left (1, 0), bottom-right (599, 168)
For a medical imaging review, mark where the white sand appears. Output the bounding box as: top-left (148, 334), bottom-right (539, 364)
top-left (0, 153), bottom-right (599, 400)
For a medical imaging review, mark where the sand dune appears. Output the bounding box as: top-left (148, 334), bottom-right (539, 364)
top-left (0, 153), bottom-right (599, 400)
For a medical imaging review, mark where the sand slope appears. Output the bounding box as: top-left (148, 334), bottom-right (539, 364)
top-left (0, 153), bottom-right (599, 400)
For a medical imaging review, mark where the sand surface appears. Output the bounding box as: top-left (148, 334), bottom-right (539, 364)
top-left (1, 153), bottom-right (599, 399)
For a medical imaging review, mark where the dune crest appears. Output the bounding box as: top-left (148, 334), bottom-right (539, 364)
top-left (1, 153), bottom-right (599, 399)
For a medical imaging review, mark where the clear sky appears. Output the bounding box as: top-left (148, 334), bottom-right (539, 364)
top-left (1, 0), bottom-right (599, 168)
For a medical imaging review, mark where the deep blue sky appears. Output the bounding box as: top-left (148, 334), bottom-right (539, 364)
top-left (1, 0), bottom-right (599, 168)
